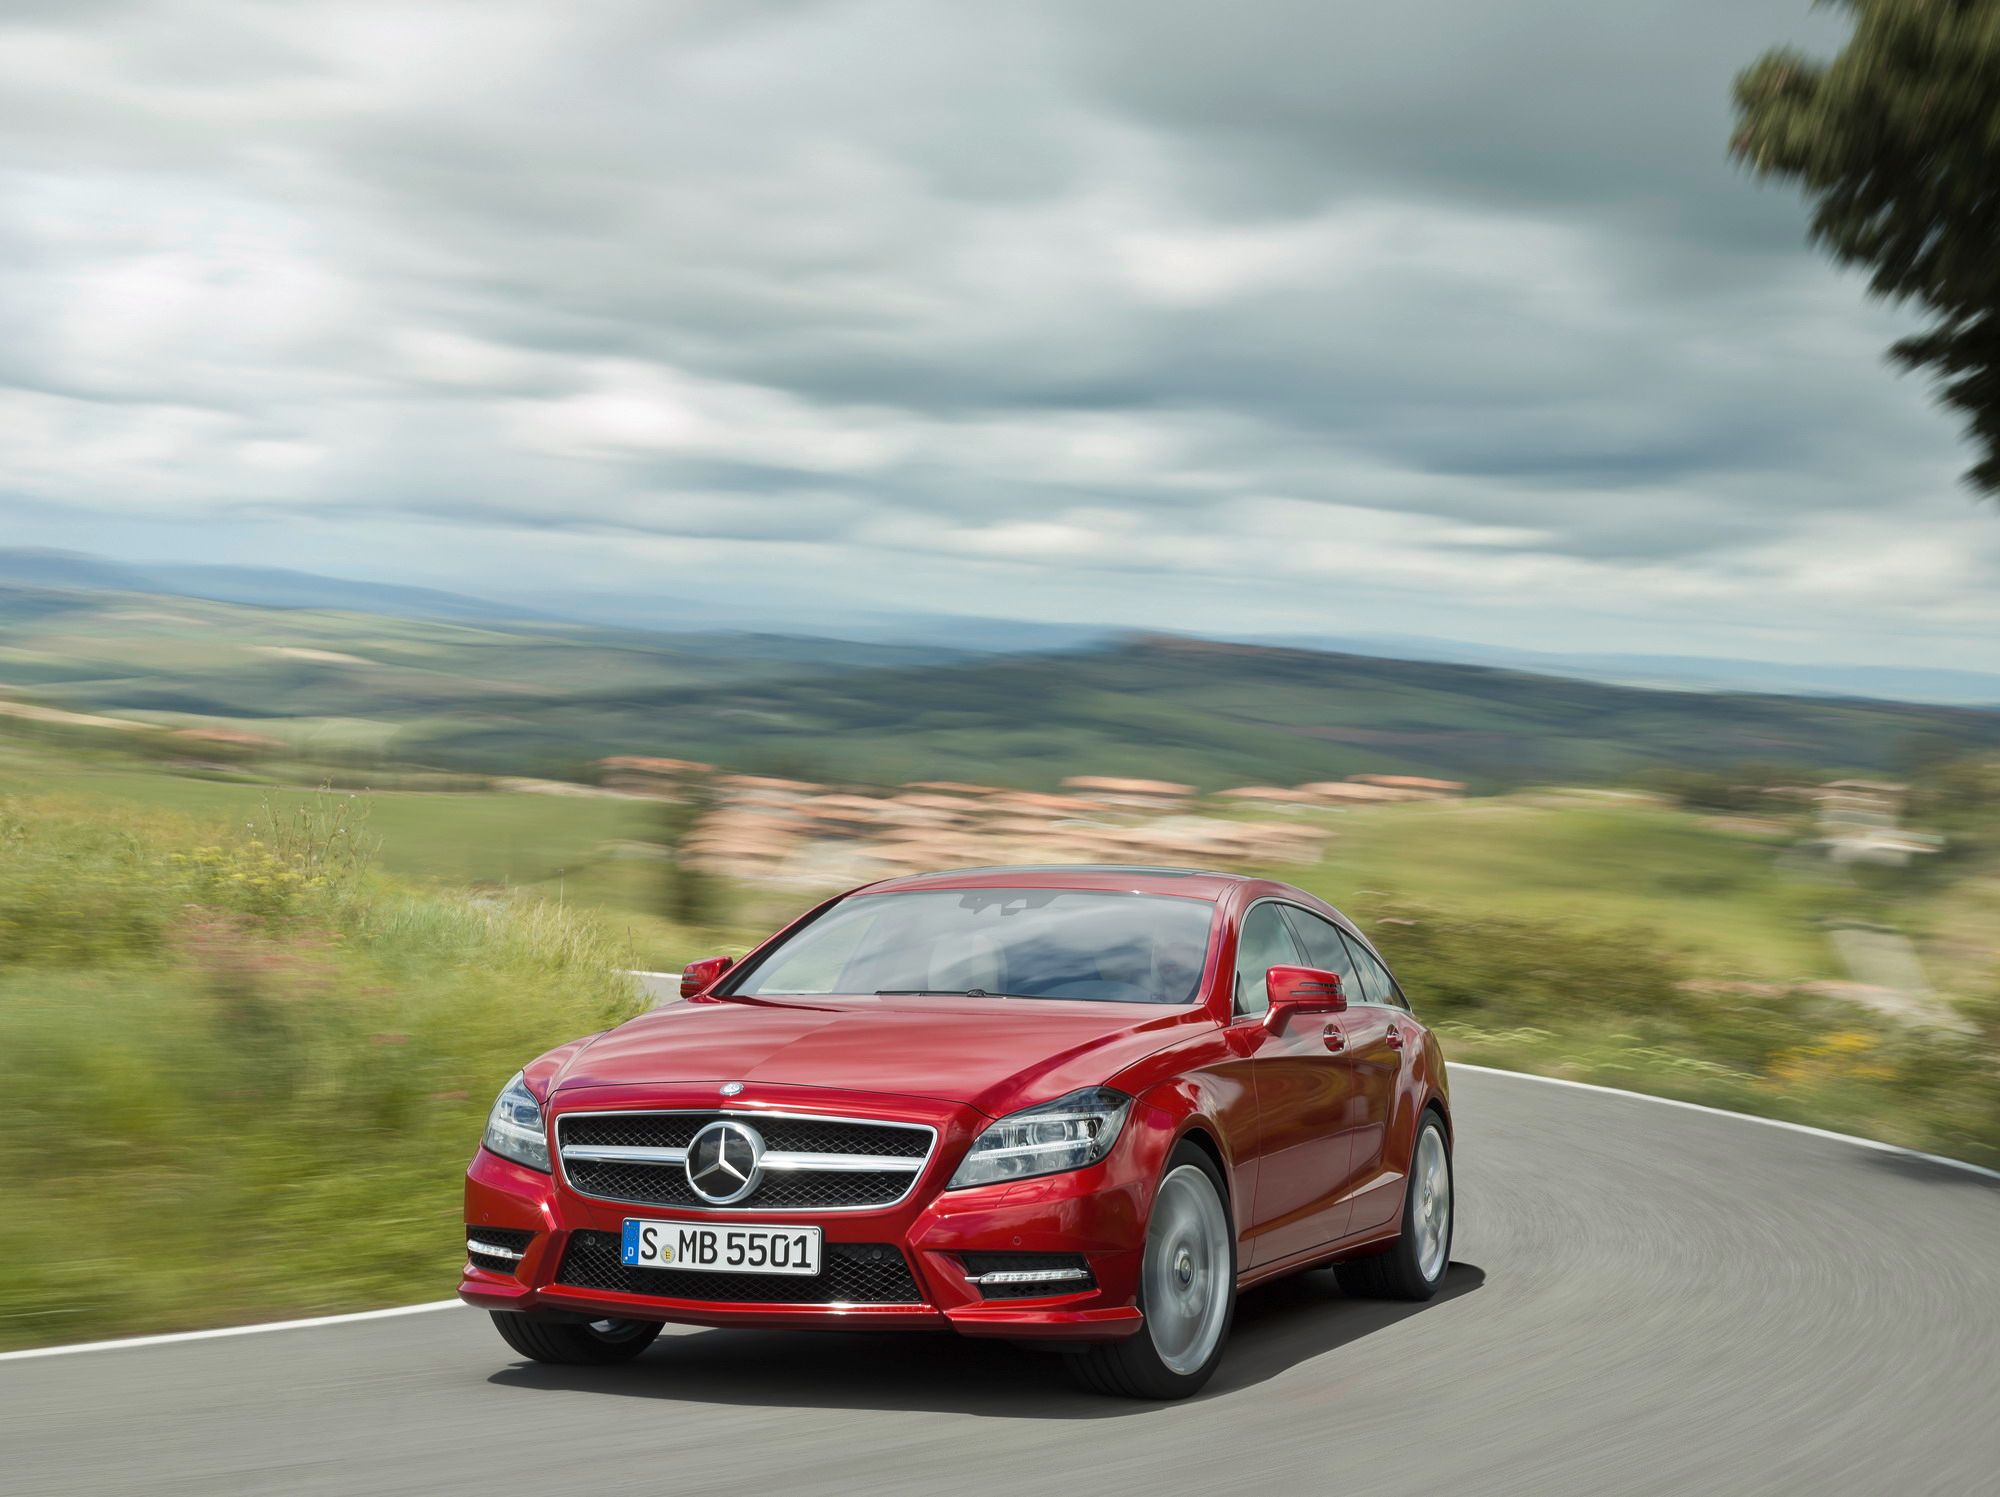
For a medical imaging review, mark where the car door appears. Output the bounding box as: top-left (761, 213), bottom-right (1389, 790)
top-left (1280, 904), bottom-right (1392, 1248)
top-left (1232, 900), bottom-right (1358, 1266)
top-left (1334, 929), bottom-right (1409, 1234)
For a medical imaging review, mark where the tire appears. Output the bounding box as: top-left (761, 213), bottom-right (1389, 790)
top-left (1073, 1142), bottom-right (1236, 1399)
top-left (490, 1311), bottom-right (663, 1365)
top-left (1335, 1109), bottom-right (1452, 1301)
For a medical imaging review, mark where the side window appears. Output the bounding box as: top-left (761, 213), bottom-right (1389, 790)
top-left (1232, 903), bottom-right (1303, 1018)
top-left (1338, 931), bottom-right (1403, 1008)
top-left (1280, 906), bottom-right (1361, 1000)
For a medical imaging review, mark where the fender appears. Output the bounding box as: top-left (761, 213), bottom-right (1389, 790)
top-left (1113, 1035), bottom-right (1259, 1244)
top-left (1380, 1025), bottom-right (1452, 1180)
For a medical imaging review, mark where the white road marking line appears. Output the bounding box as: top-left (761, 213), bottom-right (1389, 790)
top-left (5, 1063), bottom-right (1992, 1363)
top-left (0, 1300), bottom-right (466, 1363)
top-left (1448, 1062), bottom-right (2000, 1182)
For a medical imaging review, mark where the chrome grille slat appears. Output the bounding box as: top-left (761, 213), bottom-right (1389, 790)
top-left (760, 1152), bottom-right (923, 1173)
top-left (555, 1109), bottom-right (937, 1213)
top-left (560, 1144), bottom-right (689, 1166)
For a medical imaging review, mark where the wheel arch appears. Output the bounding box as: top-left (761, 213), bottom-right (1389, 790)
top-left (1421, 1092), bottom-right (1452, 1148)
top-left (1171, 1121), bottom-right (1230, 1202)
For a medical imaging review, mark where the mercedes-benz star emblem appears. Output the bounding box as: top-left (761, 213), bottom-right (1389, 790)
top-left (719, 1081), bottom-right (745, 1097)
top-left (686, 1119), bottom-right (764, 1205)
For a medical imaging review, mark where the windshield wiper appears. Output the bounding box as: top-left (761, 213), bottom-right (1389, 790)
top-left (874, 988), bottom-right (1000, 998)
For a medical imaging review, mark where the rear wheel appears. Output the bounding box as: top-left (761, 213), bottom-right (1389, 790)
top-left (1335, 1110), bottom-right (1452, 1301)
top-left (1073, 1143), bottom-right (1235, 1399)
top-left (490, 1311), bottom-right (663, 1365)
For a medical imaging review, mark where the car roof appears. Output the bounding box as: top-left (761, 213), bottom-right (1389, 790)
top-left (857, 864), bottom-right (1249, 901)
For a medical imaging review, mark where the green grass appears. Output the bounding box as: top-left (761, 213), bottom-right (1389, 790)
top-left (0, 794), bottom-right (651, 1351)
top-left (1282, 796), bottom-right (1853, 981)
top-left (0, 754), bottom-right (638, 884)
top-left (0, 746), bottom-right (795, 970)
top-left (1355, 900), bottom-right (1999, 1168)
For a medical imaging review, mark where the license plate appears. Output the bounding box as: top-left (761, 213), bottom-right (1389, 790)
top-left (620, 1218), bottom-right (821, 1276)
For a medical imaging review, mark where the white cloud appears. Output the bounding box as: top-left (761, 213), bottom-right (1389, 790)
top-left (0, 0), bottom-right (1991, 669)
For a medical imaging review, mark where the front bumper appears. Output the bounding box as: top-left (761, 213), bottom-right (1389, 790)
top-left (458, 1083), bottom-right (1171, 1342)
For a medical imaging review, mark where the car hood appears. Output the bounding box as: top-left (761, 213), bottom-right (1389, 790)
top-left (554, 993), bottom-right (1207, 1117)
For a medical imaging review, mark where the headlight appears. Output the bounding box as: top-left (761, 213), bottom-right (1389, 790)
top-left (947, 1087), bottom-right (1132, 1190)
top-left (482, 1071), bottom-right (550, 1172)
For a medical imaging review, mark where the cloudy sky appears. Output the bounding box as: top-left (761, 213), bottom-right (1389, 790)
top-left (2, 0), bottom-right (1995, 666)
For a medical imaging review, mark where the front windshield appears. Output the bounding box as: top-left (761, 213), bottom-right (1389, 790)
top-left (723, 888), bottom-right (1216, 1005)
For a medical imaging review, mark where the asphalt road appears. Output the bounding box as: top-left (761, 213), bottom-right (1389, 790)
top-left (7, 1068), bottom-right (1998, 1497)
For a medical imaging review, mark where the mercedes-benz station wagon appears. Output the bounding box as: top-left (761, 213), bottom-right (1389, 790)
top-left (460, 865), bottom-right (1453, 1398)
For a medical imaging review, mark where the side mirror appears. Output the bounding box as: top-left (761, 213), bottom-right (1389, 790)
top-left (1264, 965), bottom-right (1346, 1026)
top-left (680, 955), bottom-right (735, 999)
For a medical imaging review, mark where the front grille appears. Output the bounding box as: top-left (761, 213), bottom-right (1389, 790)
top-left (960, 1252), bottom-right (1095, 1300)
top-left (554, 1231), bottom-right (923, 1305)
top-left (563, 1161), bottom-right (916, 1211)
top-left (556, 1111), bottom-right (933, 1212)
top-left (466, 1226), bottom-right (536, 1276)
top-left (560, 1113), bottom-right (927, 1157)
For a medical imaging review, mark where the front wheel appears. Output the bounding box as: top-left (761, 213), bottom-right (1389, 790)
top-left (1073, 1143), bottom-right (1235, 1399)
top-left (490, 1311), bottom-right (663, 1365)
top-left (1335, 1110), bottom-right (1452, 1301)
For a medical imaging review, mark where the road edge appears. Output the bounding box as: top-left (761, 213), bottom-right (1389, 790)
top-left (1448, 1061), bottom-right (2000, 1182)
top-left (0, 1300), bottom-right (466, 1364)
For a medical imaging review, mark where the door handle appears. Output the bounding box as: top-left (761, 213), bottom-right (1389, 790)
top-left (1323, 1025), bottom-right (1345, 1053)
top-left (1385, 1028), bottom-right (1404, 1050)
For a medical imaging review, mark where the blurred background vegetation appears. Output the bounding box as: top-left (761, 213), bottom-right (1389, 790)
top-left (1, 570), bottom-right (1996, 1350)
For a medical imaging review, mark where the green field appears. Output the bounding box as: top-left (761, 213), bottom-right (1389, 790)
top-left (3, 718), bottom-right (1980, 994)
top-left (1286, 796), bottom-right (1849, 980)
top-left (0, 743), bottom-right (1869, 982)
top-left (0, 793), bottom-right (651, 1350)
top-left (0, 741), bottom-right (806, 968)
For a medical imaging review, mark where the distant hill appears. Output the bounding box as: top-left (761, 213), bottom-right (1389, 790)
top-left (0, 550), bottom-right (155, 593)
top-left (1260, 632), bottom-right (2000, 708)
top-left (406, 633), bottom-right (2000, 788)
top-left (6, 555), bottom-right (1999, 791)
top-left (7, 547), bottom-right (1995, 706)
top-left (0, 549), bottom-right (543, 625)
top-left (0, 584), bottom-right (974, 726)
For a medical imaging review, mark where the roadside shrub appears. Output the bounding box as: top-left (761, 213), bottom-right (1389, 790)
top-left (1353, 896), bottom-right (1685, 1025)
top-left (0, 794), bottom-right (643, 1350)
top-left (1351, 892), bottom-right (1998, 1166)
top-left (0, 801), bottom-right (180, 965)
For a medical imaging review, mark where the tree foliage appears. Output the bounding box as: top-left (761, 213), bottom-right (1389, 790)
top-left (1733, 1), bottom-right (2000, 493)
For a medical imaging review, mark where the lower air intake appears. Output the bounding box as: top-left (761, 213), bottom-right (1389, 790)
top-left (554, 1231), bottom-right (923, 1305)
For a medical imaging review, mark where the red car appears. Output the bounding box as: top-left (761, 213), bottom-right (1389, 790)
top-left (460, 865), bottom-right (1454, 1398)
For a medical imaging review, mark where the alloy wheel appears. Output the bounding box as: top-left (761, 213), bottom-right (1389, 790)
top-left (1413, 1124), bottom-right (1451, 1283)
top-left (1144, 1162), bottom-right (1232, 1375)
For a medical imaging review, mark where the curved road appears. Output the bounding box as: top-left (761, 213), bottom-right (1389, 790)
top-left (7, 1068), bottom-right (1998, 1496)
